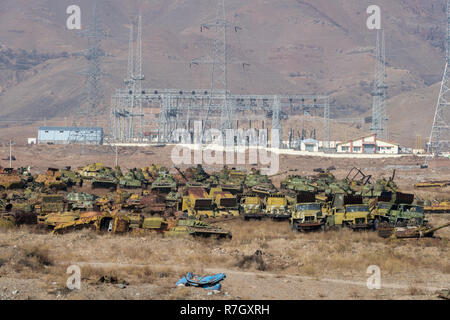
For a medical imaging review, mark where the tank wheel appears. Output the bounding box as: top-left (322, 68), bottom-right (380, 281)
top-left (408, 218), bottom-right (418, 227)
top-left (373, 219), bottom-right (380, 231)
top-left (291, 221), bottom-right (297, 231)
top-left (377, 221), bottom-right (393, 238)
top-left (395, 220), bottom-right (407, 227)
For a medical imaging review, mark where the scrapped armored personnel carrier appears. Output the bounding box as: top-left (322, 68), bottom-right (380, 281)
top-left (66, 192), bottom-right (97, 211)
top-left (264, 193), bottom-right (291, 220)
top-left (139, 194), bottom-right (170, 216)
top-left (0, 168), bottom-right (25, 190)
top-left (212, 190), bottom-right (240, 218)
top-left (326, 194), bottom-right (372, 230)
top-left (240, 193), bottom-right (264, 220)
top-left (38, 211), bottom-right (80, 228)
top-left (35, 194), bottom-right (66, 215)
top-left (182, 187), bottom-right (215, 219)
top-left (165, 219), bottom-right (232, 239)
top-left (290, 191), bottom-right (326, 232)
top-left (51, 211), bottom-right (130, 234)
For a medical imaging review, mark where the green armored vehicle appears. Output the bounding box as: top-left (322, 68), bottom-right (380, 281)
top-left (119, 169), bottom-right (146, 189)
top-left (281, 175), bottom-right (316, 193)
top-left (150, 172), bottom-right (177, 194)
top-left (66, 192), bottom-right (97, 211)
top-left (77, 163), bottom-right (118, 189)
top-left (174, 165), bottom-right (211, 189)
top-left (60, 167), bottom-right (83, 187)
top-left (209, 166), bottom-right (245, 195)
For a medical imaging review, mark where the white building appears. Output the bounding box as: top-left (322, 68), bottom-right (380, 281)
top-left (336, 134), bottom-right (399, 154)
top-left (300, 139), bottom-right (319, 152)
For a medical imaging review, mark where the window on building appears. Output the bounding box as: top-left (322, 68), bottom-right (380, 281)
top-left (45, 131), bottom-right (49, 133)
top-left (59, 131), bottom-right (64, 133)
top-left (341, 146), bottom-right (349, 152)
top-left (354, 147), bottom-right (361, 152)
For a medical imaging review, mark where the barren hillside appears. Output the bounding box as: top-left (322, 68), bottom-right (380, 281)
top-left (0, 0), bottom-right (448, 147)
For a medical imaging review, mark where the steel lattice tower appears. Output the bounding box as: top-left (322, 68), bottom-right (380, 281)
top-left (370, 28), bottom-right (388, 140)
top-left (426, 0), bottom-right (450, 157)
top-left (193, 0), bottom-right (234, 134)
top-left (79, 0), bottom-right (108, 127)
top-left (272, 95), bottom-right (283, 148)
top-left (135, 14), bottom-right (145, 141)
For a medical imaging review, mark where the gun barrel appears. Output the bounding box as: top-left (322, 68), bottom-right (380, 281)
top-left (424, 222), bottom-right (450, 235)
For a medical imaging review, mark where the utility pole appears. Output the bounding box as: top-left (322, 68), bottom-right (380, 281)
top-left (9, 140), bottom-right (12, 168)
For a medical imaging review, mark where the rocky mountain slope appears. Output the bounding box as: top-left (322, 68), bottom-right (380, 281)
top-left (0, 0), bottom-right (448, 147)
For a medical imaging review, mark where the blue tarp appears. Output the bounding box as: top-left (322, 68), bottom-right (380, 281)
top-left (176, 272), bottom-right (226, 291)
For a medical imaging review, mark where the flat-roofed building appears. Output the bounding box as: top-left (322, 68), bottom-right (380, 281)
top-left (38, 127), bottom-right (103, 145)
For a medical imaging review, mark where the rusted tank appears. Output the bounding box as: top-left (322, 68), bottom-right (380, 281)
top-left (0, 168), bottom-right (24, 190)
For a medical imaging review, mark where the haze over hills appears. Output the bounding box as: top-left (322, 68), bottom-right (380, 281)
top-left (0, 0), bottom-right (448, 147)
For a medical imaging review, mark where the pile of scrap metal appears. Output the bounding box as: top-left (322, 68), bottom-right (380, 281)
top-left (35, 208), bottom-right (232, 239)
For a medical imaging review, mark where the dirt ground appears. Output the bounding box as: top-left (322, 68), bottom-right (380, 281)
top-left (0, 144), bottom-right (449, 300)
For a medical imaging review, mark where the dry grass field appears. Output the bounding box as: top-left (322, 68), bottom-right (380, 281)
top-left (0, 145), bottom-right (449, 300)
top-left (0, 214), bottom-right (448, 300)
